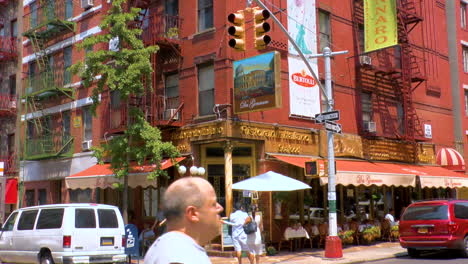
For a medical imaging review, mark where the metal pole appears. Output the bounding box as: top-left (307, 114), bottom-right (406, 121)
top-left (324, 47), bottom-right (337, 236)
top-left (0, 162), bottom-right (5, 224)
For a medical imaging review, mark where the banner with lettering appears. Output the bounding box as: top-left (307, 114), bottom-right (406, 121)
top-left (364, 0), bottom-right (398, 52)
top-left (287, 0), bottom-right (320, 118)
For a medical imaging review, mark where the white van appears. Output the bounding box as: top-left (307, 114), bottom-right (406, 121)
top-left (0, 203), bottom-right (127, 264)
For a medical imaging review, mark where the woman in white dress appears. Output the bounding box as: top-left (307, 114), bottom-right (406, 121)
top-left (247, 204), bottom-right (263, 264)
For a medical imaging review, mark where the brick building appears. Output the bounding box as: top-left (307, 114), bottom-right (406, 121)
top-left (0, 0), bottom-right (19, 223)
top-left (13, 0), bottom-right (468, 246)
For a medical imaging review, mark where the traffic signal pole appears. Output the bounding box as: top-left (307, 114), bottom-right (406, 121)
top-left (253, 0), bottom-right (348, 258)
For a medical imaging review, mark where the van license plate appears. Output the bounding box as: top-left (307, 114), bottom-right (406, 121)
top-left (417, 227), bottom-right (428, 234)
top-left (101, 237), bottom-right (114, 246)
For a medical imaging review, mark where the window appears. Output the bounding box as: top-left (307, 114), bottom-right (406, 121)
top-left (361, 92), bottom-right (372, 122)
top-left (144, 187), bottom-right (159, 217)
top-left (454, 202), bottom-right (468, 219)
top-left (98, 209), bottom-right (118, 228)
top-left (27, 121), bottom-right (35, 139)
top-left (64, 46), bottom-right (72, 84)
top-left (0, 25), bottom-right (4, 37)
top-left (402, 205), bottom-right (448, 220)
top-left (10, 19), bottom-right (17, 38)
top-left (69, 189), bottom-right (95, 203)
top-left (63, 111), bottom-right (71, 137)
top-left (464, 45), bottom-right (468, 73)
top-left (36, 209), bottom-right (64, 229)
top-left (38, 189), bottom-right (47, 205)
top-left (165, 0), bottom-right (179, 16)
top-left (462, 2), bottom-right (467, 29)
top-left (30, 1), bottom-right (38, 29)
top-left (75, 209), bottom-right (96, 228)
top-left (17, 210), bottom-right (39, 230)
top-left (82, 106), bottom-right (92, 141)
top-left (7, 134), bottom-right (14, 155)
top-left (198, 63), bottom-right (214, 116)
top-left (165, 73), bottom-right (179, 109)
top-left (25, 189), bottom-right (35, 206)
top-left (319, 10), bottom-right (331, 53)
top-left (9, 74), bottom-right (16, 96)
top-left (2, 212), bottom-right (18, 231)
top-left (65, 0), bottom-right (73, 19)
top-left (465, 89), bottom-right (468, 115)
top-left (198, 0), bottom-right (213, 32)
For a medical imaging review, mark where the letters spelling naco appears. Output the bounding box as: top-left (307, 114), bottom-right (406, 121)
top-left (364, 0), bottom-right (397, 52)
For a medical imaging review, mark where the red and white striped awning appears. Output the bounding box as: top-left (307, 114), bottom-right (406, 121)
top-left (436, 148), bottom-right (465, 171)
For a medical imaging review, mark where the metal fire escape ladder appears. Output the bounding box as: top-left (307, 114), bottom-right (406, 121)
top-left (397, 0), bottom-right (425, 141)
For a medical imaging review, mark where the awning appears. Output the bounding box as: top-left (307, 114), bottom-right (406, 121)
top-left (5, 178), bottom-right (18, 204)
top-left (270, 154), bottom-right (316, 168)
top-left (319, 160), bottom-right (416, 187)
top-left (270, 155), bottom-right (416, 187)
top-left (65, 157), bottom-right (185, 190)
top-left (436, 147), bottom-right (465, 171)
top-left (394, 164), bottom-right (468, 188)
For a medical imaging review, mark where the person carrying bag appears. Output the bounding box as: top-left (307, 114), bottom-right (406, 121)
top-left (243, 216), bottom-right (257, 234)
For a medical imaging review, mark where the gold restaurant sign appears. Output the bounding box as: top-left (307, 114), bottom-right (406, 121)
top-left (171, 126), bottom-right (225, 141)
top-left (417, 143), bottom-right (436, 164)
top-left (364, 139), bottom-right (414, 162)
top-left (319, 131), bottom-right (364, 158)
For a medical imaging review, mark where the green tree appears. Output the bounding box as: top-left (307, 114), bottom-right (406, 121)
top-left (71, 0), bottom-right (180, 222)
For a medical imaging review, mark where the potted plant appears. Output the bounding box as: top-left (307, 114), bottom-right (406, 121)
top-left (339, 230), bottom-right (355, 245)
top-left (266, 246), bottom-right (277, 256)
top-left (391, 225), bottom-right (399, 240)
top-left (362, 226), bottom-right (380, 244)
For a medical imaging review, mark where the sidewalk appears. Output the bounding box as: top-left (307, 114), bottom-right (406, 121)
top-left (210, 242), bottom-right (407, 264)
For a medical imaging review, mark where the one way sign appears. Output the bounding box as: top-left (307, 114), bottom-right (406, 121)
top-left (324, 121), bottom-right (342, 134)
top-left (314, 110), bottom-right (340, 124)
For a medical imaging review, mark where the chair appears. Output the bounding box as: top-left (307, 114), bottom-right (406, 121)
top-left (302, 222), bottom-right (315, 248)
top-left (317, 223), bottom-right (328, 248)
top-left (278, 226), bottom-right (293, 251)
top-left (381, 219), bottom-right (392, 242)
top-left (349, 221), bottom-right (360, 245)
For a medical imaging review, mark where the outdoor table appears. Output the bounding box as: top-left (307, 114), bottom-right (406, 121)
top-left (284, 226), bottom-right (310, 250)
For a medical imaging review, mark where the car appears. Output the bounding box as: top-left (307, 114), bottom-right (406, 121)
top-left (399, 199), bottom-right (468, 258)
top-left (289, 207), bottom-right (326, 222)
top-left (0, 203), bottom-right (127, 264)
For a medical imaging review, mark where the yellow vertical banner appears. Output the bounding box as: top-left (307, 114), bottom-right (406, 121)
top-left (364, 0), bottom-right (398, 52)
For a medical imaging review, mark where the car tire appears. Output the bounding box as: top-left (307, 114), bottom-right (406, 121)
top-left (39, 251), bottom-right (55, 264)
top-left (407, 248), bottom-right (420, 258)
top-left (460, 236), bottom-right (468, 258)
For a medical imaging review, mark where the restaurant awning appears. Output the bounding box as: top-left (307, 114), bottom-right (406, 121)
top-left (436, 147), bottom-right (465, 171)
top-left (5, 178), bottom-right (17, 204)
top-left (395, 164), bottom-right (468, 188)
top-left (65, 157), bottom-right (185, 190)
top-left (270, 155), bottom-right (416, 187)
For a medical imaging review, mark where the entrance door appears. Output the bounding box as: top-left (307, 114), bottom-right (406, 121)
top-left (208, 164), bottom-right (250, 216)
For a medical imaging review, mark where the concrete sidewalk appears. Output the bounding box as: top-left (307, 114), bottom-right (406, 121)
top-left (210, 242), bottom-right (407, 264)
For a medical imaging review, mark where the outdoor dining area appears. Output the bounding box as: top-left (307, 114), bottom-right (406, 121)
top-left (229, 171), bottom-right (402, 254)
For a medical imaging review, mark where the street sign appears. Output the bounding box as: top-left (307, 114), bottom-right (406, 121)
top-left (314, 110), bottom-right (340, 124)
top-left (324, 121), bottom-right (342, 134)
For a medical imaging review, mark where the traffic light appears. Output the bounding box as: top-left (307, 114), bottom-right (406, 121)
top-left (304, 161), bottom-right (318, 177)
top-left (228, 10), bottom-right (246, 51)
top-left (253, 7), bottom-right (271, 50)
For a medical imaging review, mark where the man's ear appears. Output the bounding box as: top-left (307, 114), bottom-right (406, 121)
top-left (185, 206), bottom-right (200, 222)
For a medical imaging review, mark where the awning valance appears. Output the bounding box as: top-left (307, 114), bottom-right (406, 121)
top-left (65, 157), bottom-right (185, 190)
top-left (270, 154), bottom-right (316, 168)
top-left (394, 164), bottom-right (468, 188)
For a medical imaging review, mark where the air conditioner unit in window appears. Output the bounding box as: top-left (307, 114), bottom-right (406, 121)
top-left (359, 55), bottom-right (372, 66)
top-left (81, 0), bottom-right (94, 9)
top-left (164, 108), bottom-right (179, 121)
top-left (363, 121), bottom-right (377, 133)
top-left (82, 140), bottom-right (92, 151)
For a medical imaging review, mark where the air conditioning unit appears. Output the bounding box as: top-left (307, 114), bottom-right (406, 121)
top-left (81, 0), bottom-right (94, 9)
top-left (9, 100), bottom-right (16, 109)
top-left (360, 55), bottom-right (372, 66)
top-left (82, 140), bottom-right (92, 151)
top-left (164, 108), bottom-right (179, 121)
top-left (363, 121), bottom-right (377, 133)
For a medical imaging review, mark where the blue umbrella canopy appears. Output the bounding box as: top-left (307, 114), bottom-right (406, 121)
top-left (232, 171), bottom-right (311, 191)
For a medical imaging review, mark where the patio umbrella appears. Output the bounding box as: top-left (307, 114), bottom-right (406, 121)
top-left (232, 171), bottom-right (311, 191)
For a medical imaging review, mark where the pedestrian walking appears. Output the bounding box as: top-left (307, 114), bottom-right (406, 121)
top-left (144, 177), bottom-right (224, 264)
top-left (246, 204), bottom-right (263, 264)
top-left (385, 209), bottom-right (396, 226)
top-left (230, 202), bottom-right (254, 264)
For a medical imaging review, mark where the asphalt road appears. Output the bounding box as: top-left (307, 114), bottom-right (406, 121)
top-left (360, 250), bottom-right (467, 264)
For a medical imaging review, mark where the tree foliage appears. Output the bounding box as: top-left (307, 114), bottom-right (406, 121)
top-left (71, 0), bottom-right (180, 182)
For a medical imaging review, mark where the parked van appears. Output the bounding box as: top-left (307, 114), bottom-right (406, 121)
top-left (0, 203), bottom-right (127, 264)
top-left (399, 199), bottom-right (468, 258)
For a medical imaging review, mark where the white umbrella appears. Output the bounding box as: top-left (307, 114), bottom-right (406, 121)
top-left (232, 171), bottom-right (311, 191)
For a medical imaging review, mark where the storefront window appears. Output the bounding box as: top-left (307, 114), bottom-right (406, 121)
top-left (25, 189), bottom-right (35, 206)
top-left (38, 189), bottom-right (47, 205)
top-left (69, 189), bottom-right (99, 203)
top-left (143, 187), bottom-right (161, 217)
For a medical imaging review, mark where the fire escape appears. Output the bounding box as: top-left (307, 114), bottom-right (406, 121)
top-left (354, 0), bottom-right (426, 143)
top-left (21, 0), bottom-right (76, 160)
top-left (0, 6), bottom-right (18, 174)
top-left (101, 0), bottom-right (184, 136)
